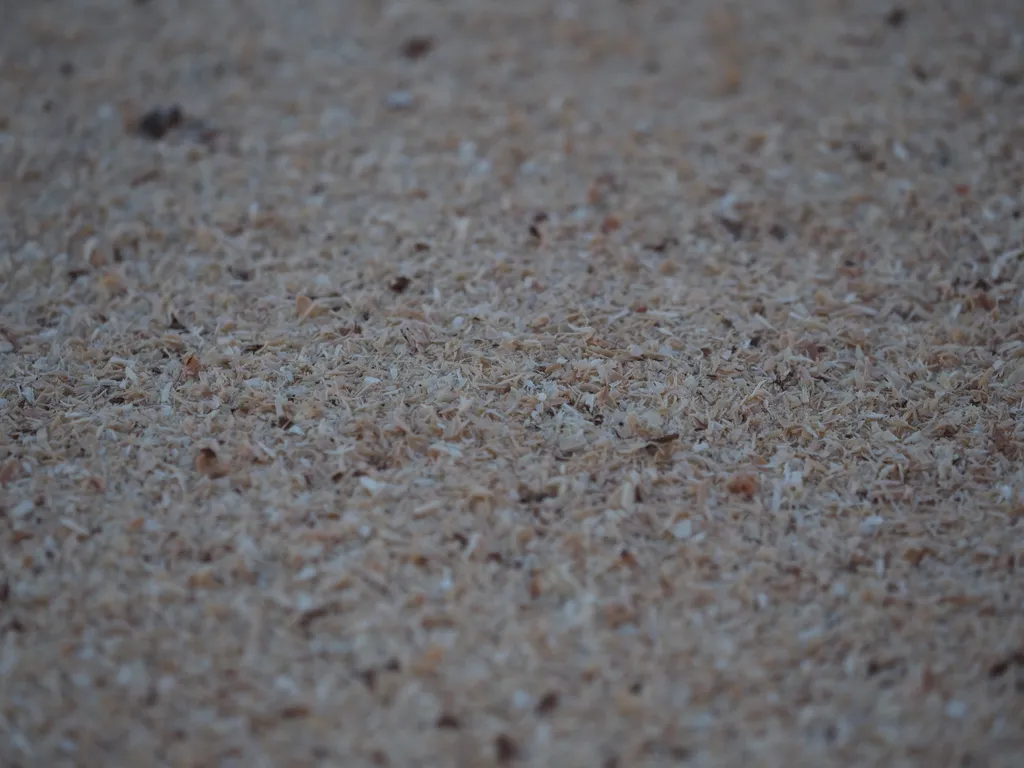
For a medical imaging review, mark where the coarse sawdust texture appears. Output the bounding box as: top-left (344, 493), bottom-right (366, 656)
top-left (2, 1), bottom-right (1024, 766)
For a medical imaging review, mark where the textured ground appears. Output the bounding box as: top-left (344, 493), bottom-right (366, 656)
top-left (2, 0), bottom-right (1024, 766)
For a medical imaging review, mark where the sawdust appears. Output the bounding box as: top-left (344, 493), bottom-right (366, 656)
top-left (2, 0), bottom-right (1023, 765)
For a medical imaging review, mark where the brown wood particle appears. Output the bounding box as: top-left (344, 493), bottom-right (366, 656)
top-left (705, 7), bottom-right (743, 95)
top-left (600, 214), bottom-right (621, 234)
top-left (410, 643), bottom-right (445, 676)
top-left (535, 691), bottom-right (560, 715)
top-left (436, 712), bottom-right (461, 730)
top-left (389, 275), bottom-right (411, 293)
top-left (0, 458), bottom-right (22, 485)
top-left (726, 473), bottom-right (758, 499)
top-left (194, 447), bottom-right (227, 479)
top-left (400, 36), bottom-right (435, 60)
top-left (602, 602), bottom-right (636, 629)
top-left (494, 734), bottom-right (520, 764)
top-left (181, 353), bottom-right (202, 381)
top-left (528, 570), bottom-right (543, 599)
top-left (188, 568), bottom-right (218, 588)
top-left (990, 426), bottom-right (1018, 459)
top-left (587, 174), bottom-right (619, 206)
top-left (988, 651), bottom-right (1024, 679)
top-left (295, 294), bottom-right (329, 321)
top-left (903, 546), bottom-right (937, 566)
top-left (279, 704), bottom-right (311, 720)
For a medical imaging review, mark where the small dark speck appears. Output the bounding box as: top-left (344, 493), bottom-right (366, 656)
top-left (999, 71), bottom-right (1020, 88)
top-left (851, 142), bottom-right (875, 163)
top-left (136, 105), bottom-right (184, 140)
top-left (280, 704), bottom-right (311, 720)
top-left (528, 212), bottom-right (548, 243)
top-left (435, 712), bottom-right (461, 729)
top-left (535, 691), bottom-right (560, 715)
top-left (717, 216), bottom-right (744, 240)
top-left (885, 8), bottom-right (907, 28)
top-left (495, 734), bottom-right (520, 764)
top-left (644, 741), bottom-right (692, 761)
top-left (645, 235), bottom-right (678, 253)
top-left (989, 651), bottom-right (1024, 678)
top-left (59, 61), bottom-right (75, 77)
top-left (768, 223), bottom-right (787, 240)
top-left (988, 660), bottom-right (1009, 678)
top-left (669, 745), bottom-right (692, 760)
top-left (389, 275), bottom-right (411, 293)
top-left (358, 668), bottom-right (377, 691)
top-left (400, 36), bottom-right (435, 60)
top-left (934, 139), bottom-right (953, 168)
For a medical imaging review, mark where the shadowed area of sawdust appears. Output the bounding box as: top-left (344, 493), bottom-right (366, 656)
top-left (2, 0), bottom-right (1023, 765)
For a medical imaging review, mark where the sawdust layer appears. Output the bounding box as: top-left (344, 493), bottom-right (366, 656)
top-left (2, 1), bottom-right (1024, 766)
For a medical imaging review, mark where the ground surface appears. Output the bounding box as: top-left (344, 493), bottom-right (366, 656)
top-left (2, 0), bottom-right (1024, 766)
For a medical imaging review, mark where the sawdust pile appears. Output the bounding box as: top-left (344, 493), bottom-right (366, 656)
top-left (2, 1), bottom-right (1023, 765)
